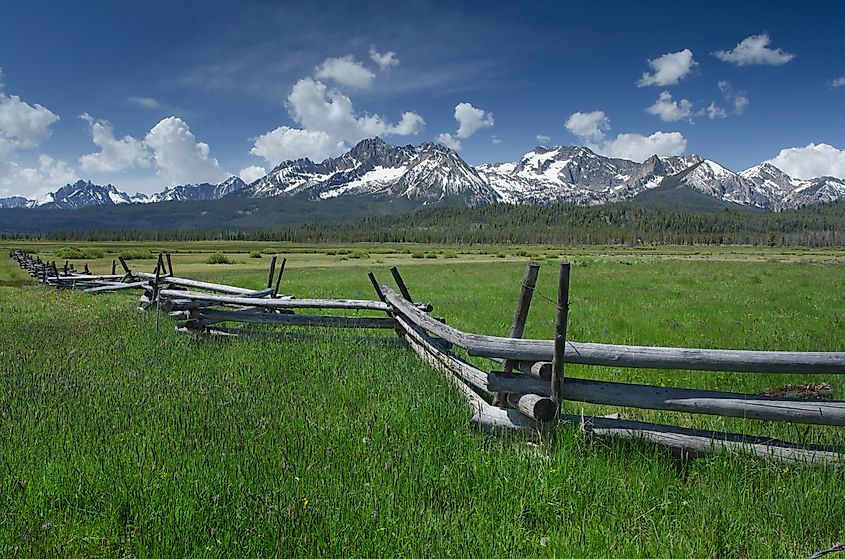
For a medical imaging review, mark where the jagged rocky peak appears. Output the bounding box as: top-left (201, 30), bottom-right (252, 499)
top-left (740, 162), bottom-right (793, 185)
top-left (33, 179), bottom-right (132, 209)
top-left (391, 142), bottom-right (497, 205)
top-left (347, 137), bottom-right (414, 167)
top-left (0, 196), bottom-right (29, 208)
top-left (242, 138), bottom-right (500, 205)
top-left (147, 176), bottom-right (247, 203)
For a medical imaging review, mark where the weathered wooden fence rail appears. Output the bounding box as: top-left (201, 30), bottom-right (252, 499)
top-left (374, 262), bottom-right (845, 465)
top-left (10, 249), bottom-right (845, 465)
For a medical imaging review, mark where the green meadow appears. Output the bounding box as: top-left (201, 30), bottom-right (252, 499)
top-left (1, 242), bottom-right (844, 558)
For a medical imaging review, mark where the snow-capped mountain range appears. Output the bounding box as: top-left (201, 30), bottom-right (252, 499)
top-left (5, 138), bottom-right (845, 211)
top-left (246, 139), bottom-right (497, 205)
top-left (136, 176), bottom-right (247, 204)
top-left (6, 176), bottom-right (248, 210)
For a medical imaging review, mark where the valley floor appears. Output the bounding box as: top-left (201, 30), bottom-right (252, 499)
top-left (1, 242), bottom-right (844, 557)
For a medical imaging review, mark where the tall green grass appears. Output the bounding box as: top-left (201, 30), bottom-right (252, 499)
top-left (1, 253), bottom-right (844, 557)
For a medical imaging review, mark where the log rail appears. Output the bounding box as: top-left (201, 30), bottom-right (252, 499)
top-left (9, 249), bottom-right (845, 464)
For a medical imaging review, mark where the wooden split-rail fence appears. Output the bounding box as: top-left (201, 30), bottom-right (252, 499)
top-left (10, 250), bottom-right (845, 465)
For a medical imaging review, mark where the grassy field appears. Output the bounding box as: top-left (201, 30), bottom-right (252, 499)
top-left (2, 241), bottom-right (845, 557)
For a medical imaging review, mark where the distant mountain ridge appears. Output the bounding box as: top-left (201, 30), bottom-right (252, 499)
top-left (22, 176), bottom-right (247, 210)
top-left (245, 138), bottom-right (497, 206)
top-left (8, 138), bottom-right (845, 211)
top-left (477, 147), bottom-right (703, 205)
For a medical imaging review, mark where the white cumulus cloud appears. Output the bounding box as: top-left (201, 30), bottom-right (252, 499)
top-left (144, 116), bottom-right (228, 185)
top-left (78, 113), bottom-right (150, 173)
top-left (637, 49), bottom-right (697, 87)
top-left (832, 75), bottom-right (845, 88)
top-left (289, 77), bottom-right (423, 141)
top-left (435, 132), bottom-right (461, 151)
top-left (369, 47), bottom-right (399, 71)
top-left (252, 74), bottom-right (424, 165)
top-left (536, 134), bottom-right (551, 144)
top-left (646, 91), bottom-right (693, 122)
top-left (0, 81), bottom-right (59, 150)
top-left (0, 154), bottom-right (77, 198)
top-left (434, 102), bottom-right (493, 151)
top-left (767, 143), bottom-right (845, 179)
top-left (566, 109), bottom-right (686, 162)
top-left (315, 56), bottom-right (375, 89)
top-left (0, 70), bottom-right (69, 196)
top-left (714, 34), bottom-right (794, 66)
top-left (239, 165), bottom-right (267, 183)
top-left (251, 126), bottom-right (345, 165)
top-left (454, 102), bottom-right (494, 138)
top-left (597, 132), bottom-right (687, 162)
top-left (564, 111), bottom-right (610, 142)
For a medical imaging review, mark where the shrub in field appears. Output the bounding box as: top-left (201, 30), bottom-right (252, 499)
top-left (249, 251), bottom-right (262, 258)
top-left (496, 251), bottom-right (507, 258)
top-left (425, 252), bottom-right (437, 259)
top-left (120, 249), bottom-right (155, 260)
top-left (443, 251), bottom-right (458, 258)
top-left (207, 252), bottom-right (233, 264)
top-left (411, 252), bottom-right (425, 259)
top-left (261, 248), bottom-right (278, 255)
top-left (55, 247), bottom-right (85, 259)
top-left (324, 250), bottom-right (337, 255)
top-left (349, 250), bottom-right (369, 259)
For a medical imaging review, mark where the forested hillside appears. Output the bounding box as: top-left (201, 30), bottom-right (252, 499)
top-left (26, 201), bottom-right (845, 247)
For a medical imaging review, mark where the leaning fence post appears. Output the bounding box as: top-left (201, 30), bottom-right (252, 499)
top-left (111, 260), bottom-right (116, 275)
top-left (367, 272), bottom-right (386, 302)
top-left (551, 262), bottom-right (571, 427)
top-left (166, 253), bottom-right (174, 276)
top-left (390, 266), bottom-right (414, 303)
top-left (494, 261), bottom-right (541, 406)
top-left (273, 258), bottom-right (286, 297)
top-left (503, 261), bottom-right (541, 373)
top-left (267, 255), bottom-right (277, 289)
top-left (152, 252), bottom-right (164, 307)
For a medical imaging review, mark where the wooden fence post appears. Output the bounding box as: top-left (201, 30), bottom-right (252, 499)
top-left (390, 266), bottom-right (414, 303)
top-left (494, 261), bottom-right (541, 406)
top-left (368, 272), bottom-right (386, 302)
top-left (111, 260), bottom-right (116, 275)
top-left (166, 253), bottom-right (174, 276)
top-left (267, 256), bottom-right (277, 289)
top-left (551, 262), bottom-right (571, 426)
top-left (273, 258), bottom-right (286, 297)
top-left (152, 253), bottom-right (164, 306)
top-left (503, 261), bottom-right (540, 373)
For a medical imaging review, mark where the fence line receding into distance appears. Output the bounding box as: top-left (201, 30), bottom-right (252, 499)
top-left (9, 249), bottom-right (845, 465)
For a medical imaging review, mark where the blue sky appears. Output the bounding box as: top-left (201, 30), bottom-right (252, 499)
top-left (1, 0), bottom-right (843, 198)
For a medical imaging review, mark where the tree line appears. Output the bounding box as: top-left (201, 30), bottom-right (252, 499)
top-left (11, 201), bottom-right (845, 247)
